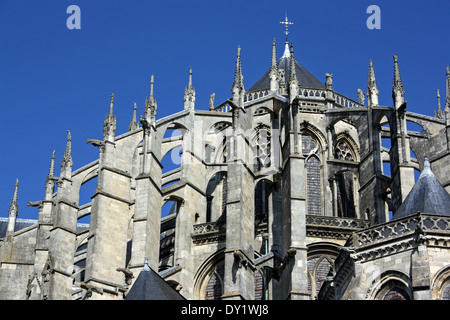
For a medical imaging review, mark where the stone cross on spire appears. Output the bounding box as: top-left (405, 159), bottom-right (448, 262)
top-left (280, 14), bottom-right (294, 43)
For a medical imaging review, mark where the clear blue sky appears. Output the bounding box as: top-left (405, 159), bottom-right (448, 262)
top-left (1, 0), bottom-right (450, 219)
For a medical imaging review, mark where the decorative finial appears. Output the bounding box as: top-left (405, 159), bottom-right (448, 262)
top-left (7, 179), bottom-right (19, 236)
top-left (280, 14), bottom-right (294, 43)
top-left (184, 67), bottom-right (196, 110)
top-left (129, 102), bottom-right (139, 131)
top-left (271, 38), bottom-right (277, 69)
top-left (232, 45), bottom-right (244, 93)
top-left (109, 93), bottom-right (114, 116)
top-left (188, 67), bottom-right (193, 88)
top-left (104, 93), bottom-right (117, 141)
top-left (9, 179), bottom-right (19, 213)
top-left (143, 257), bottom-right (150, 271)
top-left (61, 130), bottom-right (73, 171)
top-left (420, 157), bottom-right (434, 178)
top-left (435, 89), bottom-right (444, 119)
top-left (289, 42), bottom-right (297, 82)
top-left (150, 74), bottom-right (155, 100)
top-left (392, 54), bottom-right (405, 109)
top-left (209, 93), bottom-right (215, 110)
top-left (46, 150), bottom-right (56, 183)
top-left (393, 54), bottom-right (404, 92)
top-left (145, 74), bottom-right (157, 121)
top-left (367, 58), bottom-right (379, 107)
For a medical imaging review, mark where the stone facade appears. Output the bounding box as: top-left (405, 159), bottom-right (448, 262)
top-left (1, 34), bottom-right (450, 300)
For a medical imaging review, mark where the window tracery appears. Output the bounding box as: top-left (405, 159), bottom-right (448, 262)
top-left (303, 134), bottom-right (322, 216)
top-left (252, 125), bottom-right (271, 172)
top-left (334, 139), bottom-right (355, 161)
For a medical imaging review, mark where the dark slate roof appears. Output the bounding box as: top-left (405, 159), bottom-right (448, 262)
top-left (0, 218), bottom-right (37, 238)
top-left (125, 259), bottom-right (185, 300)
top-left (392, 158), bottom-right (450, 220)
top-left (0, 218), bottom-right (89, 238)
top-left (248, 45), bottom-right (325, 92)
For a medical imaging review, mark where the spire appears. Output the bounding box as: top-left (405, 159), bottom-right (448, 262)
top-left (188, 66), bottom-right (193, 88)
top-left (8, 179), bottom-right (19, 216)
top-left (104, 93), bottom-right (117, 141)
top-left (145, 75), bottom-right (157, 123)
top-left (45, 151), bottom-right (56, 199)
top-left (288, 43), bottom-right (299, 102)
top-left (48, 150), bottom-right (56, 178)
top-left (367, 59), bottom-right (379, 107)
top-left (184, 67), bottom-right (195, 110)
top-left (271, 38), bottom-right (277, 70)
top-left (6, 179), bottom-right (19, 237)
top-left (435, 89), bottom-right (444, 119)
top-left (109, 93), bottom-right (114, 117)
top-left (61, 130), bottom-right (73, 178)
top-left (289, 43), bottom-right (297, 83)
top-left (392, 54), bottom-right (405, 109)
top-left (129, 102), bottom-right (139, 131)
top-left (150, 74), bottom-right (155, 103)
top-left (269, 38), bottom-right (279, 93)
top-left (232, 46), bottom-right (245, 103)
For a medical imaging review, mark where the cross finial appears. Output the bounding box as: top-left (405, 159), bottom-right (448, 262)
top-left (280, 14), bottom-right (294, 43)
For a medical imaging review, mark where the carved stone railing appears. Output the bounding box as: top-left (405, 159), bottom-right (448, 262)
top-left (191, 221), bottom-right (226, 245)
top-left (350, 213), bottom-right (450, 249)
top-left (213, 88), bottom-right (363, 111)
top-left (306, 215), bottom-right (371, 240)
top-left (306, 215), bottom-right (371, 230)
top-left (213, 101), bottom-right (232, 112)
top-left (245, 90), bottom-right (270, 103)
top-left (191, 215), bottom-right (371, 245)
top-left (332, 92), bottom-right (364, 108)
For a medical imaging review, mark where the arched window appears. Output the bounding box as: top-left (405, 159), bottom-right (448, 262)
top-left (383, 286), bottom-right (411, 300)
top-left (254, 270), bottom-right (265, 300)
top-left (205, 172), bottom-right (228, 223)
top-left (252, 125), bottom-right (271, 172)
top-left (374, 279), bottom-right (412, 300)
top-left (204, 264), bottom-right (224, 300)
top-left (334, 138), bottom-right (357, 218)
top-left (303, 134), bottom-right (322, 216)
top-left (307, 255), bottom-right (335, 299)
top-left (334, 139), bottom-right (355, 161)
top-left (203, 263), bottom-right (265, 300)
top-left (254, 180), bottom-right (271, 226)
top-left (442, 283), bottom-right (450, 300)
top-left (336, 171), bottom-right (356, 218)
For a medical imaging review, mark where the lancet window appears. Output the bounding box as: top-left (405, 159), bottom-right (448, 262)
top-left (252, 124), bottom-right (271, 172)
top-left (333, 138), bottom-right (357, 218)
top-left (303, 134), bottom-right (322, 216)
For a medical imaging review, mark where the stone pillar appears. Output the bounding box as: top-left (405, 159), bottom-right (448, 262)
top-left (279, 99), bottom-right (309, 300)
top-left (84, 140), bottom-right (132, 299)
top-left (222, 47), bottom-right (255, 299)
top-left (47, 131), bottom-right (79, 300)
top-left (222, 157), bottom-right (255, 300)
top-left (129, 119), bottom-right (162, 275)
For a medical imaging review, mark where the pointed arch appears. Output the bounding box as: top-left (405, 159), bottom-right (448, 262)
top-left (335, 170), bottom-right (357, 218)
top-left (205, 171), bottom-right (228, 223)
top-left (367, 270), bottom-right (412, 300)
top-left (252, 123), bottom-right (272, 172)
top-left (333, 134), bottom-right (359, 162)
top-left (254, 179), bottom-right (272, 226)
top-left (301, 129), bottom-right (323, 216)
